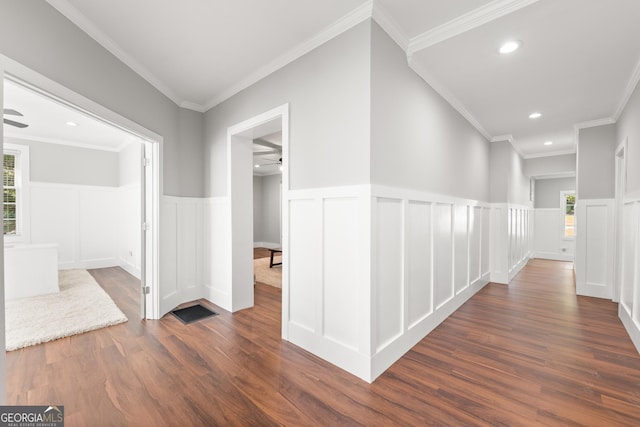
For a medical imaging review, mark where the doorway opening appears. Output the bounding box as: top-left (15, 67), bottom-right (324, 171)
top-left (227, 104), bottom-right (289, 338)
top-left (1, 68), bottom-right (161, 320)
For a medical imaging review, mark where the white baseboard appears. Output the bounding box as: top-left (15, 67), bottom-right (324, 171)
top-left (119, 257), bottom-right (141, 279)
top-left (59, 258), bottom-right (119, 271)
top-left (534, 252), bottom-right (574, 262)
top-left (620, 304), bottom-right (640, 355)
top-left (254, 241), bottom-right (281, 249)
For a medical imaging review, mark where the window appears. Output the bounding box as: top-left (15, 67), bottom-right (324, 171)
top-left (2, 143), bottom-right (30, 242)
top-left (561, 191), bottom-right (575, 238)
top-left (3, 152), bottom-right (17, 235)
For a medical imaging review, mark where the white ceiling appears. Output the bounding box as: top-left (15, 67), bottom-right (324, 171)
top-left (3, 80), bottom-right (138, 151)
top-left (44, 0), bottom-right (640, 158)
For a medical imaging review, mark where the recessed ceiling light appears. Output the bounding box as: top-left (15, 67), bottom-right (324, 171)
top-left (66, 121), bottom-right (78, 127)
top-left (544, 141), bottom-right (553, 146)
top-left (529, 112), bottom-right (542, 119)
top-left (499, 40), bottom-right (522, 54)
top-left (254, 164), bottom-right (260, 168)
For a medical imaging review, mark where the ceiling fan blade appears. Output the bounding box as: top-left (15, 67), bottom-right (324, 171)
top-left (3, 109), bottom-right (23, 117)
top-left (3, 118), bottom-right (29, 128)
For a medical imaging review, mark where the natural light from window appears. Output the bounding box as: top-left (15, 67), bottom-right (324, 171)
top-left (3, 152), bottom-right (18, 235)
top-left (562, 191), bottom-right (575, 238)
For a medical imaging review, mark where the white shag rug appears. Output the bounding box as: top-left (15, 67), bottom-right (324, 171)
top-left (5, 269), bottom-right (128, 351)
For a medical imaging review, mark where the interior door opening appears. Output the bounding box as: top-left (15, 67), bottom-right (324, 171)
top-left (2, 72), bottom-right (160, 320)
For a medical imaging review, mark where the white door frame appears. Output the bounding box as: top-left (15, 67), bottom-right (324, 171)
top-left (0, 54), bottom-right (162, 319)
top-left (227, 104), bottom-right (289, 339)
top-left (614, 138), bottom-right (628, 303)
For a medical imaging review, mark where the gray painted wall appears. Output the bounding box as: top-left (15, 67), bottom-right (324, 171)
top-left (6, 137), bottom-right (119, 187)
top-left (253, 175), bottom-right (263, 242)
top-left (489, 140), bottom-right (530, 205)
top-left (617, 82), bottom-right (640, 196)
top-left (524, 154), bottom-right (576, 177)
top-left (490, 141), bottom-right (510, 203)
top-left (509, 146), bottom-right (531, 206)
top-left (204, 20), bottom-right (371, 195)
top-left (370, 23), bottom-right (490, 201)
top-left (577, 124), bottom-right (616, 199)
top-left (535, 177), bottom-right (576, 209)
top-left (119, 142), bottom-right (141, 186)
top-left (253, 174), bottom-right (281, 244)
top-left (0, 0), bottom-right (204, 196)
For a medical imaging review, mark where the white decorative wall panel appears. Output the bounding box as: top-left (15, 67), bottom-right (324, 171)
top-left (434, 203), bottom-right (453, 308)
top-left (453, 205), bottom-right (469, 295)
top-left (288, 199), bottom-right (318, 332)
top-left (374, 198), bottom-right (404, 351)
top-left (78, 188), bottom-right (118, 266)
top-left (203, 198), bottom-right (230, 307)
top-left (30, 184), bottom-right (76, 267)
top-left (621, 202), bottom-right (636, 314)
top-left (406, 201), bottom-right (432, 327)
top-left (323, 197), bottom-right (360, 350)
top-left (118, 184), bottom-right (141, 278)
top-left (469, 206), bottom-right (481, 284)
top-left (575, 199), bottom-right (614, 300)
top-left (481, 207), bottom-right (490, 276)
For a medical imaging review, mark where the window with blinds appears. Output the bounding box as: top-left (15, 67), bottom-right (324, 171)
top-left (3, 152), bottom-right (18, 235)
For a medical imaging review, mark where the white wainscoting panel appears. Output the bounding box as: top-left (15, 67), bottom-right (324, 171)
top-left (469, 206), bottom-right (481, 285)
top-left (434, 203), bottom-right (454, 308)
top-left (374, 198), bottom-right (404, 352)
top-left (323, 197), bottom-right (361, 351)
top-left (368, 185), bottom-right (491, 382)
top-left (406, 201), bottom-right (432, 328)
top-left (159, 196), bottom-right (208, 317)
top-left (30, 182), bottom-right (120, 270)
top-left (490, 204), bottom-right (508, 284)
top-left (203, 197), bottom-right (231, 310)
top-left (533, 209), bottom-right (575, 261)
top-left (617, 197), bottom-right (640, 354)
top-left (118, 184), bottom-right (141, 278)
top-left (454, 205), bottom-right (469, 295)
top-left (575, 199), bottom-right (614, 299)
top-left (490, 204), bottom-right (532, 284)
top-left (481, 207), bottom-right (491, 277)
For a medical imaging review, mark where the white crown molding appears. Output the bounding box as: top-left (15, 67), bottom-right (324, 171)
top-left (523, 149), bottom-right (577, 160)
top-left (372, 2), bottom-right (410, 51)
top-left (202, 1), bottom-right (374, 111)
top-left (490, 134), bottom-right (513, 143)
top-left (409, 58), bottom-right (491, 141)
top-left (574, 117), bottom-right (616, 131)
top-left (4, 133), bottom-right (126, 152)
top-left (614, 56), bottom-right (640, 120)
top-left (407, 0), bottom-right (540, 57)
top-left (46, 0), bottom-right (186, 108)
top-left (532, 171), bottom-right (576, 180)
top-left (179, 101), bottom-right (207, 113)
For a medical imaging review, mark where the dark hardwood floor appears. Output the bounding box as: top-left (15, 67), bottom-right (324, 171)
top-left (6, 260), bottom-right (640, 426)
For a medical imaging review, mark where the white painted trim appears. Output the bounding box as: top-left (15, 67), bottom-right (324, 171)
top-left (372, 2), bottom-right (409, 51)
top-left (45, 0), bottom-right (185, 108)
top-left (4, 134), bottom-right (128, 152)
top-left (534, 252), bottom-right (574, 262)
top-left (523, 149), bottom-right (577, 160)
top-left (253, 241), bottom-right (280, 249)
top-left (203, 2), bottom-right (374, 111)
top-left (407, 0), bottom-right (540, 56)
top-left (491, 135), bottom-right (513, 143)
top-left (614, 55), bottom-right (640, 120)
top-left (619, 303), bottom-right (640, 354)
top-left (408, 59), bottom-right (491, 141)
top-left (533, 172), bottom-right (576, 180)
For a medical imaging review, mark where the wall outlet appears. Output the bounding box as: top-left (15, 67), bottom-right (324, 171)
top-left (561, 248), bottom-right (567, 252)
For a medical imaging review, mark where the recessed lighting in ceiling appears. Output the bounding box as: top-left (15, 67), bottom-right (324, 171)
top-left (66, 121), bottom-right (78, 127)
top-left (254, 164), bottom-right (260, 168)
top-left (529, 112), bottom-right (542, 119)
top-left (499, 40), bottom-right (522, 54)
top-left (544, 141), bottom-right (553, 146)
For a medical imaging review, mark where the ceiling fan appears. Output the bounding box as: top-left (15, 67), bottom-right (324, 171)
top-left (258, 157), bottom-right (282, 167)
top-left (3, 109), bottom-right (29, 128)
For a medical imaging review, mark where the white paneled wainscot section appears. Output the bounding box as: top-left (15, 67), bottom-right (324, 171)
top-left (285, 184), bottom-right (492, 382)
top-left (619, 197), bottom-right (640, 352)
top-left (490, 204), bottom-right (533, 284)
top-left (31, 182), bottom-right (118, 270)
top-left (575, 199), bottom-right (614, 300)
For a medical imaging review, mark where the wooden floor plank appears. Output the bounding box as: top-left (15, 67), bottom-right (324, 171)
top-left (6, 260), bottom-right (640, 426)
